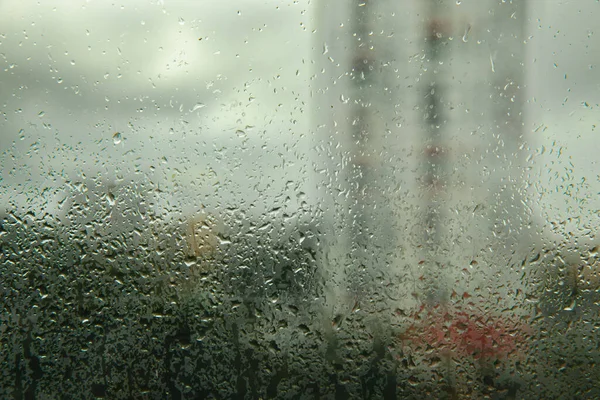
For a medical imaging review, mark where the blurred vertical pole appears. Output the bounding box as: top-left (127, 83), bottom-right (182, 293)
top-left (421, 0), bottom-right (450, 301)
top-left (312, 0), bottom-right (370, 311)
top-left (423, 1), bottom-right (444, 246)
top-left (347, 0), bottom-right (374, 291)
top-left (489, 0), bottom-right (528, 252)
top-left (314, 0), bottom-right (397, 310)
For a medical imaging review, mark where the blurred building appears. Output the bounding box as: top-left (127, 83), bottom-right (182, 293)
top-left (313, 0), bottom-right (530, 313)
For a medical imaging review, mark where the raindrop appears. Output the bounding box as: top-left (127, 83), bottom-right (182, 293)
top-left (112, 132), bottom-right (122, 144)
top-left (564, 299), bottom-right (576, 311)
top-left (462, 24), bottom-right (471, 42)
top-left (191, 103), bottom-right (206, 112)
top-left (106, 192), bottom-right (116, 206)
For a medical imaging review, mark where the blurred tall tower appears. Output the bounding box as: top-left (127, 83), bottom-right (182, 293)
top-left (313, 0), bottom-right (529, 312)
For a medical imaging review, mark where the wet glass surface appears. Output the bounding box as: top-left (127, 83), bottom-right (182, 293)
top-left (1, 1), bottom-right (599, 398)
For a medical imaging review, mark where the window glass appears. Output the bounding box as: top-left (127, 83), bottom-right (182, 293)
top-left (1, 0), bottom-right (598, 398)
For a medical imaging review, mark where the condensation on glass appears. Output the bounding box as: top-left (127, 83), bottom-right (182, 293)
top-left (0, 0), bottom-right (598, 398)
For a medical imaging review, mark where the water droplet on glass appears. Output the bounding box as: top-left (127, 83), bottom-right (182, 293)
top-left (178, 17), bottom-right (185, 25)
top-left (462, 24), bottom-right (471, 42)
top-left (106, 192), bottom-right (116, 206)
top-left (564, 299), bottom-right (576, 311)
top-left (112, 132), bottom-right (122, 144)
top-left (191, 103), bottom-right (206, 112)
